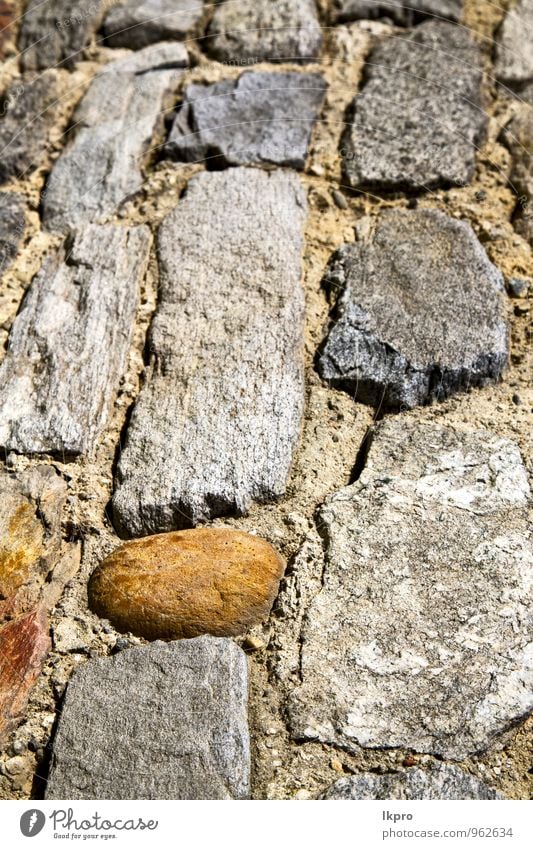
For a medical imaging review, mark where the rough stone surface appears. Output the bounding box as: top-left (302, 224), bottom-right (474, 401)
top-left (321, 766), bottom-right (503, 800)
top-left (112, 167), bottom-right (306, 537)
top-left (42, 43), bottom-right (188, 233)
top-left (0, 2), bottom-right (16, 59)
top-left (0, 193), bottom-right (25, 278)
top-left (0, 72), bottom-right (64, 184)
top-left (342, 21), bottom-right (486, 191)
top-left (495, 0), bottom-right (533, 88)
top-left (318, 208), bottom-right (508, 411)
top-left (103, 0), bottom-right (204, 48)
top-left (333, 0), bottom-right (463, 24)
top-left (501, 104), bottom-right (533, 245)
top-left (206, 0), bottom-right (322, 64)
top-left (285, 419), bottom-right (533, 760)
top-left (0, 224), bottom-right (152, 456)
top-left (18, 0), bottom-right (106, 71)
top-left (45, 637), bottom-right (250, 799)
top-left (166, 71), bottom-right (326, 169)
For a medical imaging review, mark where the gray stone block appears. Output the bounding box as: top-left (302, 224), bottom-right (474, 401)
top-left (103, 0), bottom-right (204, 48)
top-left (333, 0), bottom-right (463, 25)
top-left (18, 0), bottom-right (106, 71)
top-left (0, 193), bottom-right (25, 278)
top-left (322, 765), bottom-right (503, 799)
top-left (495, 0), bottom-right (533, 88)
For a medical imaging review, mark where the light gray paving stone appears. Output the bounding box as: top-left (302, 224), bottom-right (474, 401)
top-left (495, 0), bottom-right (533, 88)
top-left (0, 193), bottom-right (25, 278)
top-left (342, 20), bottom-right (486, 191)
top-left (206, 0), bottom-right (322, 64)
top-left (285, 419), bottom-right (533, 760)
top-left (318, 208), bottom-right (508, 411)
top-left (501, 104), bottom-right (533, 245)
top-left (45, 637), bottom-right (250, 800)
top-left (333, 0), bottom-right (463, 25)
top-left (0, 224), bottom-right (152, 457)
top-left (166, 71), bottom-right (326, 169)
top-left (42, 43), bottom-right (188, 233)
top-left (103, 0), bottom-right (204, 48)
top-left (321, 765), bottom-right (503, 799)
top-left (112, 167), bottom-right (306, 537)
top-left (18, 0), bottom-right (107, 71)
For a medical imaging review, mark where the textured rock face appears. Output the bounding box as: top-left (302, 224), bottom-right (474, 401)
top-left (0, 224), bottom-right (152, 457)
top-left (0, 193), bottom-right (25, 278)
top-left (42, 43), bottom-right (188, 233)
top-left (166, 71), bottom-right (326, 169)
top-left (321, 766), bottom-right (503, 800)
top-left (206, 0), bottom-right (322, 64)
top-left (18, 0), bottom-right (106, 71)
top-left (333, 0), bottom-right (463, 24)
top-left (113, 167), bottom-right (306, 538)
top-left (45, 637), bottom-right (250, 800)
top-left (103, 0), bottom-right (204, 48)
top-left (495, 0), bottom-right (533, 87)
top-left (88, 528), bottom-right (286, 640)
top-left (285, 420), bottom-right (533, 760)
top-left (318, 208), bottom-right (508, 411)
top-left (0, 2), bottom-right (16, 59)
top-left (342, 21), bottom-right (486, 191)
top-left (501, 105), bottom-right (533, 245)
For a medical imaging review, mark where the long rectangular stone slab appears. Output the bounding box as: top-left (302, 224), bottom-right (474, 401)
top-left (0, 224), bottom-right (152, 457)
top-left (18, 0), bottom-right (107, 71)
top-left (45, 637), bottom-right (250, 799)
top-left (113, 167), bottom-right (306, 537)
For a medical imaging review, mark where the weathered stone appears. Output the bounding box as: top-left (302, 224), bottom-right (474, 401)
top-left (206, 0), bottom-right (322, 64)
top-left (332, 0), bottom-right (463, 25)
top-left (285, 420), bottom-right (533, 760)
top-left (0, 72), bottom-right (64, 184)
top-left (42, 43), bottom-right (188, 233)
top-left (0, 2), bottom-right (16, 59)
top-left (89, 528), bottom-right (285, 640)
top-left (322, 766), bottom-right (503, 800)
top-left (0, 193), bottom-right (25, 278)
top-left (103, 0), bottom-right (204, 48)
top-left (495, 0), bottom-right (533, 88)
top-left (0, 608), bottom-right (50, 743)
top-left (318, 208), bottom-right (508, 411)
top-left (0, 224), bottom-right (152, 456)
top-left (342, 21), bottom-right (486, 191)
top-left (113, 167), bottom-right (306, 537)
top-left (166, 71), bottom-right (326, 169)
top-left (501, 104), bottom-right (533, 245)
top-left (18, 0), bottom-right (106, 71)
top-left (45, 637), bottom-right (250, 799)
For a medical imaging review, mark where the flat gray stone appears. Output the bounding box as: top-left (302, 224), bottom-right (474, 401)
top-left (318, 208), bottom-right (508, 411)
top-left (322, 766), bottom-right (503, 799)
top-left (0, 224), bottom-right (151, 457)
top-left (18, 0), bottom-right (106, 71)
top-left (45, 637), bottom-right (250, 800)
top-left (42, 43), bottom-right (188, 233)
top-left (333, 0), bottom-right (463, 25)
top-left (206, 0), bottom-right (322, 64)
top-left (112, 167), bottom-right (306, 537)
top-left (495, 0), bottom-right (533, 88)
top-left (342, 20), bottom-right (486, 191)
top-left (0, 193), bottom-right (25, 278)
top-left (103, 0), bottom-right (204, 48)
top-left (166, 71), bottom-right (326, 169)
top-left (501, 104), bottom-right (533, 245)
top-left (285, 419), bottom-right (533, 760)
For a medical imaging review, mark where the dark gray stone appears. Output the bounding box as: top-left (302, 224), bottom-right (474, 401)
top-left (166, 71), bottom-right (326, 169)
top-left (112, 167), bottom-right (306, 538)
top-left (0, 193), bottom-right (25, 278)
top-left (318, 208), bottom-right (508, 411)
top-left (42, 43), bottom-right (188, 233)
top-left (508, 277), bottom-right (529, 298)
top-left (206, 0), bottom-right (322, 64)
top-left (342, 21), bottom-right (486, 191)
top-left (103, 0), bottom-right (204, 48)
top-left (322, 766), bottom-right (503, 799)
top-left (45, 637), bottom-right (250, 800)
top-left (18, 0), bottom-right (106, 71)
top-left (333, 0), bottom-right (463, 25)
top-left (495, 0), bottom-right (533, 88)
top-left (0, 224), bottom-right (152, 457)
top-left (501, 104), bottom-right (533, 245)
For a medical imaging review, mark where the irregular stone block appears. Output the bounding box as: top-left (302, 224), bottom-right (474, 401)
top-left (0, 72), bottom-right (65, 184)
top-left (285, 420), bottom-right (533, 760)
top-left (495, 0), bottom-right (533, 88)
top-left (318, 208), bottom-right (508, 411)
top-left (322, 765), bottom-right (503, 799)
top-left (113, 167), bottom-right (306, 537)
top-left (0, 1), bottom-right (16, 59)
top-left (501, 104), bottom-right (533, 245)
top-left (0, 193), bottom-right (25, 278)
top-left (89, 528), bottom-right (285, 640)
top-left (206, 0), bottom-right (322, 64)
top-left (42, 43), bottom-right (188, 233)
top-left (103, 0), bottom-right (204, 48)
top-left (0, 224), bottom-right (152, 456)
top-left (166, 71), bottom-right (326, 169)
top-left (18, 0), bottom-right (106, 71)
top-left (342, 21), bottom-right (486, 191)
top-left (45, 637), bottom-right (250, 799)
top-left (333, 0), bottom-right (463, 25)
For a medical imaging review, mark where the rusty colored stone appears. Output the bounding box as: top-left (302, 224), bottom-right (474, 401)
top-left (0, 2), bottom-right (16, 59)
top-left (89, 528), bottom-right (286, 640)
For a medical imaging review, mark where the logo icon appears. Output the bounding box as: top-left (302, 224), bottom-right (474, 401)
top-left (20, 810), bottom-right (46, 837)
